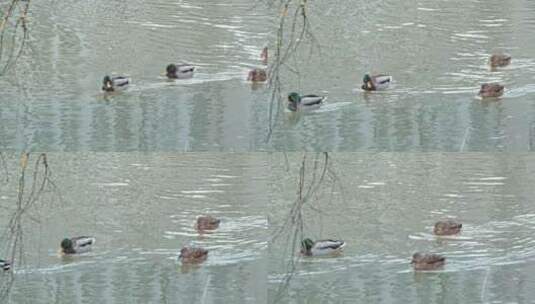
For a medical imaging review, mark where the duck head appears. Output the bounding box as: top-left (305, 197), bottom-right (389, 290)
top-left (166, 64), bottom-right (178, 79)
top-left (61, 238), bottom-right (75, 254)
top-left (102, 76), bottom-right (114, 92)
top-left (301, 238), bottom-right (314, 254)
top-left (288, 92), bottom-right (301, 111)
top-left (362, 74), bottom-right (374, 90)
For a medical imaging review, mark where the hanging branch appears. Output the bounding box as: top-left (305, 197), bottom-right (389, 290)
top-left (265, 0), bottom-right (321, 142)
top-left (0, 0), bottom-right (31, 76)
top-left (0, 153), bottom-right (59, 301)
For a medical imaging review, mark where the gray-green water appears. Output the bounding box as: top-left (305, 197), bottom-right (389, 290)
top-left (0, 153), bottom-right (267, 303)
top-left (2, 0), bottom-right (535, 151)
top-left (269, 153), bottom-right (535, 303)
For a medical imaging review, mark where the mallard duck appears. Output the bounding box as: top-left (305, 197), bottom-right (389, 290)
top-left (261, 46), bottom-right (268, 65)
top-left (179, 247), bottom-right (208, 264)
top-left (434, 220), bottom-right (462, 236)
top-left (60, 236), bottom-right (96, 255)
top-left (247, 68), bottom-right (267, 82)
top-left (361, 74), bottom-right (392, 91)
top-left (195, 216), bottom-right (220, 231)
top-left (0, 259), bottom-right (11, 271)
top-left (166, 63), bottom-right (195, 79)
top-left (490, 54), bottom-right (511, 68)
top-left (102, 75), bottom-right (130, 92)
top-left (287, 92), bottom-right (326, 112)
top-left (300, 238), bottom-right (346, 257)
top-left (411, 253), bottom-right (445, 271)
top-left (479, 83), bottom-right (504, 98)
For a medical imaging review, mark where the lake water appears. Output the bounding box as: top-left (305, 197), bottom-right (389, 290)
top-left (269, 153), bottom-right (535, 303)
top-left (2, 0), bottom-right (535, 151)
top-left (0, 153), bottom-right (267, 303)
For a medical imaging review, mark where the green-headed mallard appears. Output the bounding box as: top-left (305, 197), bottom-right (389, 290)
top-left (179, 247), bottom-right (208, 264)
top-left (0, 259), bottom-right (11, 271)
top-left (300, 238), bottom-right (346, 257)
top-left (287, 92), bottom-right (326, 112)
top-left (261, 47), bottom-right (268, 65)
top-left (248, 68), bottom-right (267, 82)
top-left (166, 63), bottom-right (195, 79)
top-left (102, 75), bottom-right (130, 92)
top-left (195, 216), bottom-right (220, 231)
top-left (362, 74), bottom-right (392, 91)
top-left (490, 54), bottom-right (511, 68)
top-left (60, 236), bottom-right (96, 255)
top-left (479, 83), bottom-right (504, 98)
top-left (434, 221), bottom-right (462, 236)
top-left (411, 253), bottom-right (445, 271)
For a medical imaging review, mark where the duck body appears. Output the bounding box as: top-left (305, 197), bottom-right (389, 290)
top-left (490, 54), bottom-right (511, 68)
top-left (60, 236), bottom-right (96, 255)
top-left (179, 247), bottom-right (208, 264)
top-left (411, 253), bottom-right (445, 271)
top-left (102, 75), bottom-right (130, 92)
top-left (362, 74), bottom-right (392, 91)
top-left (0, 259), bottom-right (11, 271)
top-left (434, 221), bottom-right (462, 236)
top-left (248, 68), bottom-right (267, 82)
top-left (287, 92), bottom-right (326, 112)
top-left (166, 63), bottom-right (195, 79)
top-left (479, 83), bottom-right (504, 98)
top-left (301, 238), bottom-right (346, 257)
top-left (195, 216), bottom-right (220, 231)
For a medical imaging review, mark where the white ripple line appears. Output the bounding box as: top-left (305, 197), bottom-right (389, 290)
top-left (481, 267), bottom-right (490, 303)
top-left (201, 274), bottom-right (211, 304)
top-left (460, 127), bottom-right (471, 152)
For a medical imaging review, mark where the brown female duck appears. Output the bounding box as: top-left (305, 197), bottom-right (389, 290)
top-left (490, 54), bottom-right (511, 68)
top-left (411, 253), bottom-right (445, 271)
top-left (479, 83), bottom-right (504, 98)
top-left (195, 216), bottom-right (220, 231)
top-left (434, 220), bottom-right (462, 236)
top-left (179, 247), bottom-right (208, 264)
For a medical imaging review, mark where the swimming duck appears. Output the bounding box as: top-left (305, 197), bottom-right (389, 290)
top-left (261, 46), bottom-right (268, 65)
top-left (60, 236), bottom-right (96, 255)
top-left (195, 216), bottom-right (220, 231)
top-left (287, 92), bottom-right (325, 112)
top-left (361, 74), bottom-right (392, 91)
top-left (247, 68), bottom-right (267, 82)
top-left (479, 83), bottom-right (504, 98)
top-left (179, 247), bottom-right (208, 264)
top-left (490, 54), bottom-right (511, 68)
top-left (411, 253), bottom-right (445, 271)
top-left (166, 63), bottom-right (195, 79)
top-left (102, 75), bottom-right (130, 92)
top-left (434, 220), bottom-right (462, 236)
top-left (300, 238), bottom-right (346, 257)
top-left (0, 259), bottom-right (11, 271)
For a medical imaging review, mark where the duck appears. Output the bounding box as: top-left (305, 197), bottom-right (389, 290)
top-left (261, 46), bottom-right (268, 65)
top-left (490, 54), bottom-right (511, 68)
top-left (361, 74), bottom-right (392, 91)
top-left (434, 220), bottom-right (462, 236)
top-left (102, 75), bottom-right (130, 92)
top-left (411, 253), bottom-right (445, 271)
top-left (166, 63), bottom-right (195, 79)
top-left (179, 246), bottom-right (208, 264)
top-left (0, 259), bottom-right (11, 271)
top-left (247, 68), bottom-right (267, 82)
top-left (300, 238), bottom-right (346, 257)
top-left (60, 236), bottom-right (96, 255)
top-left (287, 92), bottom-right (326, 112)
top-left (195, 216), bottom-right (220, 231)
top-left (479, 83), bottom-right (504, 98)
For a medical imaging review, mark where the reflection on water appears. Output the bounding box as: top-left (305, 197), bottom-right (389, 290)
top-left (0, 153), bottom-right (267, 303)
top-left (1, 1), bottom-right (535, 151)
top-left (269, 153), bottom-right (535, 303)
